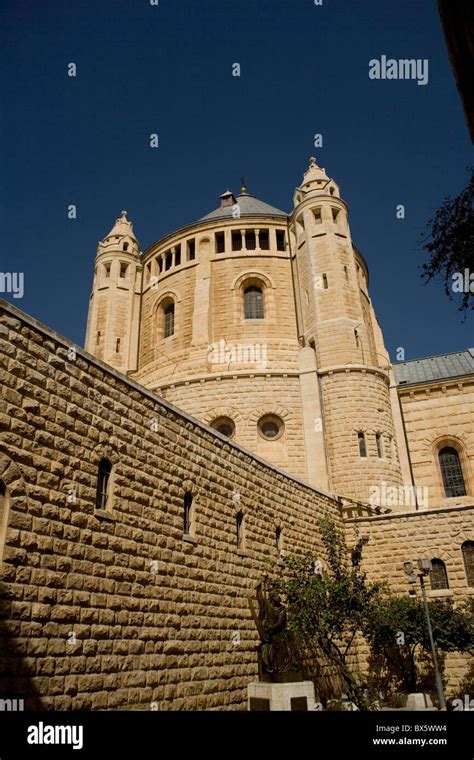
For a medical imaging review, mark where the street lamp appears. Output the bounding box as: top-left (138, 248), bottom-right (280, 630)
top-left (403, 557), bottom-right (446, 711)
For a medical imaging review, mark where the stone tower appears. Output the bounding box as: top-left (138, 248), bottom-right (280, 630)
top-left (84, 160), bottom-right (405, 504)
top-left (85, 211), bottom-right (142, 373)
top-left (289, 157), bottom-right (403, 501)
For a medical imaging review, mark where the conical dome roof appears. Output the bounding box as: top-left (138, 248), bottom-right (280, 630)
top-left (200, 193), bottom-right (287, 221)
top-left (105, 210), bottom-right (137, 241)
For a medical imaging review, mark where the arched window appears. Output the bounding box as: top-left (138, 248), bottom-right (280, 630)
top-left (0, 480), bottom-right (10, 561)
top-left (211, 416), bottom-right (235, 438)
top-left (461, 541), bottom-right (474, 587)
top-left (439, 447), bottom-right (466, 498)
top-left (430, 558), bottom-right (449, 590)
top-left (358, 432), bottom-right (367, 458)
top-left (376, 433), bottom-right (384, 458)
top-left (95, 459), bottom-right (112, 511)
top-left (163, 302), bottom-right (175, 338)
top-left (183, 492), bottom-right (193, 535)
top-left (244, 286), bottom-right (264, 319)
top-left (236, 512), bottom-right (244, 549)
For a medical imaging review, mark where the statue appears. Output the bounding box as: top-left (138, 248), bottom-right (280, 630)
top-left (248, 577), bottom-right (300, 682)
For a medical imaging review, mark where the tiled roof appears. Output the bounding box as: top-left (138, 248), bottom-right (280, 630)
top-left (393, 348), bottom-right (474, 386)
top-left (199, 193), bottom-right (287, 221)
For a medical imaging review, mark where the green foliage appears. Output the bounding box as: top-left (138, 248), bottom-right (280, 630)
top-left (419, 167), bottom-right (474, 315)
top-left (363, 595), bottom-right (474, 693)
top-left (274, 519), bottom-right (384, 707)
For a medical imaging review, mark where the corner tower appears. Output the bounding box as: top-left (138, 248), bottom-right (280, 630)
top-left (85, 211), bottom-right (142, 373)
top-left (290, 158), bottom-right (404, 502)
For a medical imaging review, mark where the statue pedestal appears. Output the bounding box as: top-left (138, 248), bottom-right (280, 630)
top-left (248, 680), bottom-right (316, 711)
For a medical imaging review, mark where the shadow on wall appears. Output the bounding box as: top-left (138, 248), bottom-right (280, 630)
top-left (0, 582), bottom-right (43, 709)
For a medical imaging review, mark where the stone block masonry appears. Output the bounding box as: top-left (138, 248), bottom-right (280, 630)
top-left (0, 300), bottom-right (342, 711)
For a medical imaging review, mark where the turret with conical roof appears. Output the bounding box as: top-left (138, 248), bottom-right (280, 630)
top-left (85, 211), bottom-right (142, 373)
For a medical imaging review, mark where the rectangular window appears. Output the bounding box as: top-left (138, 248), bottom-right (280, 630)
top-left (332, 208), bottom-right (340, 223)
top-left (174, 245), bottom-right (181, 267)
top-left (358, 432), bottom-right (367, 458)
top-left (313, 208), bottom-right (322, 225)
top-left (245, 230), bottom-right (256, 250)
top-left (119, 263), bottom-right (128, 279)
top-left (165, 252), bottom-right (172, 271)
top-left (259, 229), bottom-right (269, 250)
top-left (215, 232), bottom-right (225, 253)
top-left (158, 257), bottom-right (163, 274)
top-left (184, 492), bottom-right (192, 535)
top-left (115, 337), bottom-right (121, 353)
top-left (322, 273), bottom-right (328, 289)
top-left (232, 231), bottom-right (242, 251)
top-left (187, 239), bottom-right (196, 260)
top-left (104, 263), bottom-right (111, 278)
top-left (96, 331), bottom-right (101, 345)
top-left (276, 230), bottom-right (286, 251)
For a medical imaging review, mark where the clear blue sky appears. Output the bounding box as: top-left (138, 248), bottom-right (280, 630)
top-left (1, 0), bottom-right (472, 360)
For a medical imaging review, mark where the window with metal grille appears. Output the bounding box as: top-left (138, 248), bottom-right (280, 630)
top-left (184, 492), bottom-right (192, 535)
top-left (164, 303), bottom-right (175, 338)
top-left (95, 459), bottom-right (112, 510)
top-left (439, 447), bottom-right (466, 498)
top-left (430, 558), bottom-right (449, 590)
top-left (236, 512), bottom-right (244, 549)
top-left (358, 432), bottom-right (367, 458)
top-left (462, 541), bottom-right (474, 587)
top-left (244, 286), bottom-right (264, 319)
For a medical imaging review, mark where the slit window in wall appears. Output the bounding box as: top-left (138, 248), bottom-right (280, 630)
top-left (165, 252), bottom-right (172, 271)
top-left (115, 338), bottom-right (121, 353)
top-left (275, 527), bottom-right (282, 559)
top-left (232, 231), bottom-right (242, 251)
top-left (163, 302), bottom-right (175, 338)
top-left (376, 433), bottom-right (384, 458)
top-left (358, 432), bottom-right (367, 458)
top-left (215, 232), bottom-right (225, 254)
top-left (313, 208), bottom-right (322, 225)
top-left (95, 458), bottom-right (112, 511)
top-left (430, 559), bottom-right (449, 590)
top-left (123, 242), bottom-right (129, 252)
top-left (104, 263), bottom-right (111, 278)
top-left (439, 447), bottom-right (466, 498)
top-left (354, 328), bottom-right (360, 347)
top-left (174, 245), bottom-right (181, 267)
top-left (119, 263), bottom-right (128, 279)
top-left (344, 265), bottom-right (349, 281)
top-left (96, 331), bottom-right (101, 346)
top-left (329, 186), bottom-right (335, 196)
top-left (276, 230), bottom-right (286, 251)
top-left (245, 230), bottom-right (256, 250)
top-left (187, 239), bottom-right (196, 260)
top-left (0, 480), bottom-right (10, 561)
top-left (236, 512), bottom-right (244, 550)
top-left (461, 541), bottom-right (474, 586)
top-left (322, 274), bottom-right (328, 289)
top-left (183, 492), bottom-right (192, 535)
top-left (244, 286), bottom-right (264, 319)
top-left (259, 229), bottom-right (269, 250)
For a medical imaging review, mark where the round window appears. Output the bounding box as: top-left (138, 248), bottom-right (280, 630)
top-left (258, 415), bottom-right (284, 441)
top-left (211, 416), bottom-right (235, 439)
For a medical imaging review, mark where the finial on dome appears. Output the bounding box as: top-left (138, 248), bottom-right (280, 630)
top-left (309, 156), bottom-right (318, 168)
top-left (120, 210), bottom-right (127, 220)
top-left (240, 177), bottom-right (248, 194)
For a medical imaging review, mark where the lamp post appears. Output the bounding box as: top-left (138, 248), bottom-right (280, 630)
top-left (403, 558), bottom-right (446, 711)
